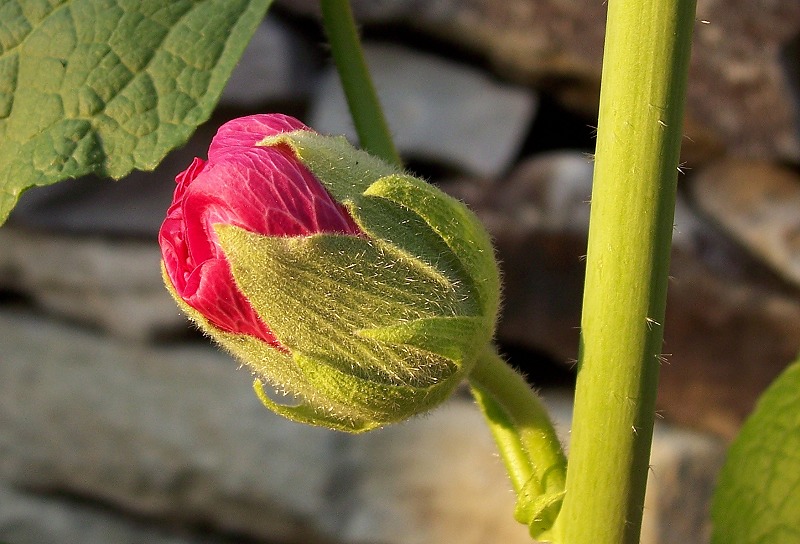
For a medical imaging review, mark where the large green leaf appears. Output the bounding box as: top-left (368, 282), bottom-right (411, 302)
top-left (0, 0), bottom-right (272, 224)
top-left (712, 359), bottom-right (800, 543)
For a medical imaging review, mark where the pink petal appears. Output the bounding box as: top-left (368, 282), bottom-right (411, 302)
top-left (208, 114), bottom-right (309, 159)
top-left (185, 259), bottom-right (277, 344)
top-left (159, 113), bottom-right (362, 348)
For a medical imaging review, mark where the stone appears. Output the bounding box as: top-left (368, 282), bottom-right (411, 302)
top-left (309, 43), bottom-right (538, 178)
top-left (280, 0), bottom-right (800, 163)
top-left (689, 159), bottom-right (800, 288)
top-left (441, 155), bottom-right (800, 437)
top-left (0, 307), bottom-right (525, 543)
top-left (0, 485), bottom-right (232, 544)
top-left (689, 1), bottom-right (800, 161)
top-left (0, 306), bottom-right (345, 543)
top-left (641, 424), bottom-right (726, 544)
top-left (485, 151), bottom-right (594, 232)
top-left (273, 0), bottom-right (425, 22)
top-left (0, 227), bottom-right (185, 341)
top-left (659, 226), bottom-right (800, 438)
top-left (220, 14), bottom-right (320, 108)
top-left (0, 306), bottom-right (725, 544)
top-left (318, 397), bottom-right (534, 544)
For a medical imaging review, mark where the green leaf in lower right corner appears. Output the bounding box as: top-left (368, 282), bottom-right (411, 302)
top-left (711, 359), bottom-right (800, 544)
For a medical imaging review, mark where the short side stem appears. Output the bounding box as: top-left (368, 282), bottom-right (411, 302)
top-left (552, 1), bottom-right (696, 542)
top-left (469, 346), bottom-right (567, 539)
top-left (319, 0), bottom-right (401, 166)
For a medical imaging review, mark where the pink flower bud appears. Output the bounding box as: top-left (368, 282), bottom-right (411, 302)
top-left (159, 113), bottom-right (500, 432)
top-left (158, 114), bottom-right (361, 347)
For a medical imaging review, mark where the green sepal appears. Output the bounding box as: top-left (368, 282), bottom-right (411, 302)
top-left (212, 225), bottom-right (491, 429)
top-left (257, 131), bottom-right (399, 200)
top-left (363, 173), bottom-right (500, 319)
top-left (162, 264), bottom-right (432, 433)
top-left (291, 350), bottom-right (461, 423)
top-left (358, 315), bottom-right (490, 365)
top-left (161, 263), bottom-right (318, 397)
top-left (215, 225), bottom-right (471, 353)
top-left (257, 130), bottom-right (501, 322)
top-left (253, 380), bottom-right (381, 433)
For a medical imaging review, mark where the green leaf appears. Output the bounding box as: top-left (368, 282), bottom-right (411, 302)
top-left (0, 0), bottom-right (273, 224)
top-left (712, 359), bottom-right (800, 544)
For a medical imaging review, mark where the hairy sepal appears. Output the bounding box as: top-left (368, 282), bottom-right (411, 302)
top-left (258, 131), bottom-right (501, 323)
top-left (214, 225), bottom-right (490, 430)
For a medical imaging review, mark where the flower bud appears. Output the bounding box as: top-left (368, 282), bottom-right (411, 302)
top-left (159, 114), bottom-right (500, 432)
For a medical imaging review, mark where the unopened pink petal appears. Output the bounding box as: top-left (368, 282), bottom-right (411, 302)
top-left (159, 113), bottom-right (362, 347)
top-left (209, 114), bottom-right (309, 160)
top-left (186, 259), bottom-right (278, 345)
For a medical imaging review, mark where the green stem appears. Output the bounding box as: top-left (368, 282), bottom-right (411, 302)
top-left (469, 346), bottom-right (567, 539)
top-left (319, 0), bottom-right (402, 166)
top-left (552, 1), bottom-right (696, 542)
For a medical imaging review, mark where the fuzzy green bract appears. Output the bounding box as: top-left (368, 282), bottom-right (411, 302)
top-left (711, 358), bottom-right (800, 544)
top-left (0, 0), bottom-right (272, 225)
top-left (181, 130), bottom-right (500, 432)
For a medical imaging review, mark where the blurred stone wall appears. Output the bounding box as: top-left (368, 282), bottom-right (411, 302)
top-left (3, 2), bottom-right (799, 543)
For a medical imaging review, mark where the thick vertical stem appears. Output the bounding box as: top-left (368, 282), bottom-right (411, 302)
top-left (319, 0), bottom-right (401, 166)
top-left (553, 1), bottom-right (696, 542)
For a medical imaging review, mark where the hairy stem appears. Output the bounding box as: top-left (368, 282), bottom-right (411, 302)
top-left (552, 1), bottom-right (696, 542)
top-left (469, 346), bottom-right (567, 539)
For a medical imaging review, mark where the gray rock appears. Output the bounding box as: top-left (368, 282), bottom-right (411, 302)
top-left (0, 227), bottom-right (185, 341)
top-left (0, 307), bottom-right (724, 543)
top-left (320, 398), bottom-right (535, 544)
top-left (660, 213), bottom-right (800, 438)
top-left (0, 307), bottom-right (527, 543)
top-left (642, 424), bottom-right (726, 544)
top-left (281, 0), bottom-right (800, 163)
top-left (486, 151), bottom-right (594, 232)
top-left (274, 0), bottom-right (424, 22)
top-left (220, 15), bottom-right (320, 108)
top-left (0, 307), bottom-right (341, 543)
top-left (0, 485), bottom-right (233, 544)
top-left (309, 43), bottom-right (537, 177)
top-left (689, 159), bottom-right (800, 288)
